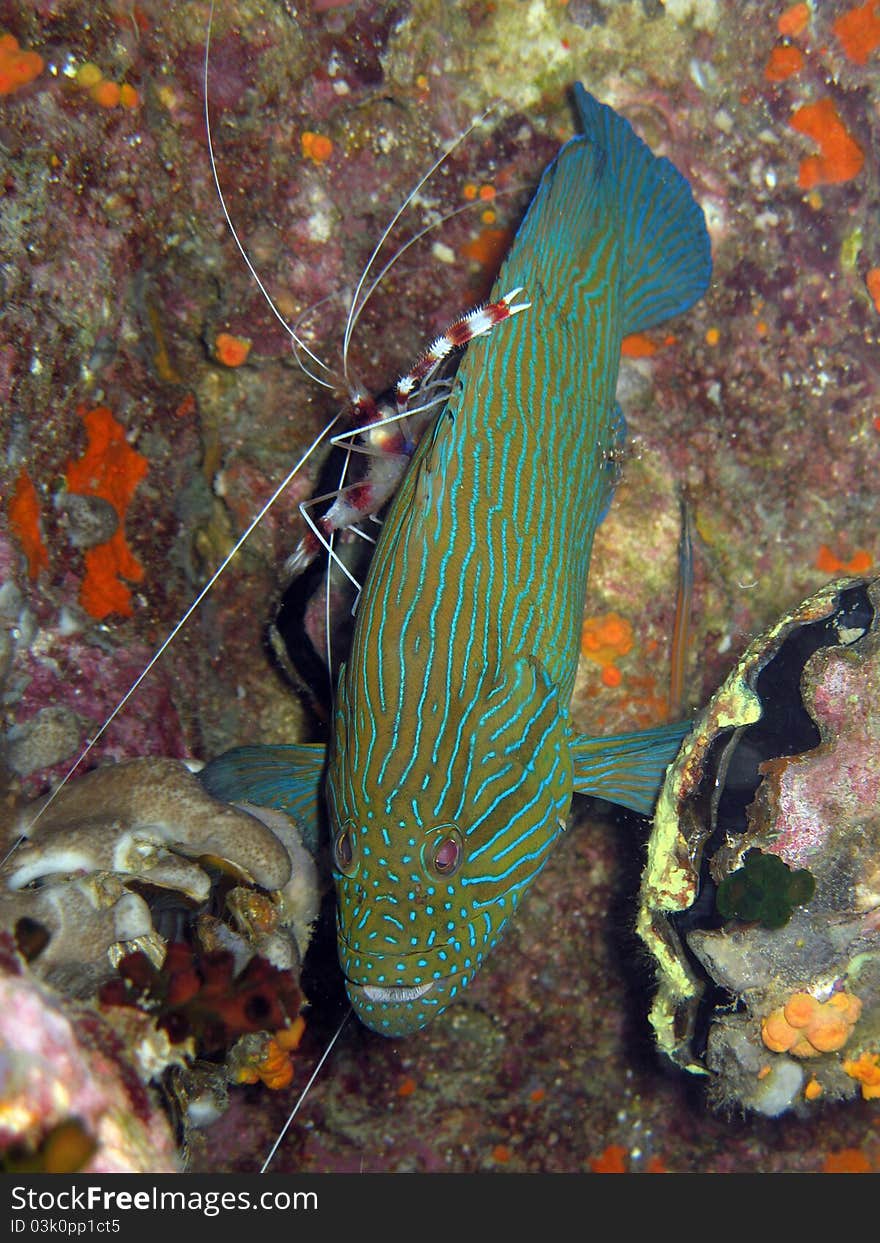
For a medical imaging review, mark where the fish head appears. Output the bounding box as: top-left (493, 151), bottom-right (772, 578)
top-left (327, 655), bottom-right (574, 1036)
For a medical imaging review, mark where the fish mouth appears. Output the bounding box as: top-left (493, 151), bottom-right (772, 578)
top-left (345, 976), bottom-right (448, 1035)
top-left (358, 981), bottom-right (435, 1004)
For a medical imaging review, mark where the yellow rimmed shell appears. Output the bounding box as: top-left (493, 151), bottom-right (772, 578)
top-left (638, 576), bottom-right (880, 1115)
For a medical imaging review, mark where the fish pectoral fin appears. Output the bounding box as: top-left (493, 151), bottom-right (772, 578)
top-left (484, 655), bottom-right (567, 760)
top-left (199, 743), bottom-right (327, 857)
top-left (570, 720), bottom-right (691, 817)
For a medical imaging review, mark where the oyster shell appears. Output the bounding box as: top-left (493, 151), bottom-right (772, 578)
top-left (638, 576), bottom-right (880, 1115)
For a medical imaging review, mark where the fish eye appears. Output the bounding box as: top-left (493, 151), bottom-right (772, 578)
top-left (430, 828), bottom-right (463, 877)
top-left (333, 822), bottom-right (357, 876)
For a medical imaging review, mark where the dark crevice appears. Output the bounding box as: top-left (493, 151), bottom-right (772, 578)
top-left (712, 583), bottom-right (873, 839)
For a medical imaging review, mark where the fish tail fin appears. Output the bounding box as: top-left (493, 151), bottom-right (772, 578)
top-left (199, 743), bottom-right (326, 856)
top-left (570, 720), bottom-right (691, 816)
top-left (573, 84), bottom-right (712, 336)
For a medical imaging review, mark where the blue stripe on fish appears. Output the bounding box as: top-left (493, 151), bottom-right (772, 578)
top-left (202, 88), bottom-right (711, 1037)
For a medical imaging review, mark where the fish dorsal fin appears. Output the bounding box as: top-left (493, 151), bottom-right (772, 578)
top-left (199, 743), bottom-right (327, 856)
top-left (573, 85), bottom-right (712, 337)
top-left (570, 720), bottom-right (691, 817)
top-left (495, 137), bottom-right (606, 307)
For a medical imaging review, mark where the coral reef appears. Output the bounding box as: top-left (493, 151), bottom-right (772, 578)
top-left (0, 759), bottom-right (320, 1165)
top-left (100, 943), bottom-right (302, 1056)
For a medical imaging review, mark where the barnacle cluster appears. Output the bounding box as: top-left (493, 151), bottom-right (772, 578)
top-left (0, 757), bottom-right (321, 1169)
top-left (638, 576), bottom-right (880, 1116)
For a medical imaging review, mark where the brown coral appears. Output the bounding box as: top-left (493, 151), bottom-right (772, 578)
top-left (7, 758), bottom-right (292, 895)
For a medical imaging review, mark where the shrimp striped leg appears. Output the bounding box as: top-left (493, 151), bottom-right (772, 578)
top-left (283, 288), bottom-right (532, 587)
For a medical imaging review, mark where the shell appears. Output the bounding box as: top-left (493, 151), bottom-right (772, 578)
top-left (0, 757), bottom-right (322, 1155)
top-left (0, 758), bottom-right (319, 988)
top-left (638, 576), bottom-right (880, 1115)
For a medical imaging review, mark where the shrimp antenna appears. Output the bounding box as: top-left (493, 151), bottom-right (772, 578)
top-left (341, 103), bottom-right (498, 384)
top-left (260, 1008), bottom-right (352, 1173)
top-left (345, 195), bottom-right (499, 355)
top-left (204, 0), bottom-right (336, 388)
top-left (0, 412), bottom-right (342, 861)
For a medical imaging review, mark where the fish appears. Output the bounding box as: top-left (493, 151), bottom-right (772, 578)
top-left (201, 85), bottom-right (712, 1037)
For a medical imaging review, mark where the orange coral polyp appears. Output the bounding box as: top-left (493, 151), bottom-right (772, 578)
top-left (462, 227), bottom-right (511, 272)
top-left (581, 612), bottom-right (634, 668)
top-left (762, 1009), bottom-right (797, 1052)
top-left (816, 544), bottom-right (873, 574)
top-left (789, 98), bottom-right (864, 188)
top-left (621, 332), bottom-right (659, 358)
top-left (233, 1018), bottom-right (305, 1090)
top-left (214, 332), bottom-right (251, 368)
top-left (8, 468), bottom-right (49, 580)
top-left (808, 1018), bottom-right (850, 1053)
top-left (777, 3), bottom-right (810, 37)
top-left (0, 33), bottom-right (43, 96)
top-left (235, 1037), bottom-right (295, 1090)
top-left (832, 2), bottom-right (880, 65)
top-left (301, 131), bottom-right (333, 164)
top-left (590, 1144), bottom-right (629, 1173)
top-left (601, 665), bottom-right (623, 688)
top-left (762, 991), bottom-right (862, 1058)
top-left (91, 79), bottom-right (121, 109)
top-left (765, 44), bottom-right (806, 81)
top-left (842, 1050), bottom-right (880, 1099)
top-left (783, 991), bottom-right (817, 1028)
top-left (829, 992), bottom-right (863, 1023)
top-left (823, 1147), bottom-right (873, 1173)
top-left (275, 1016), bottom-right (305, 1051)
top-left (65, 406), bottom-right (148, 620)
top-left (866, 268), bottom-right (880, 313)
